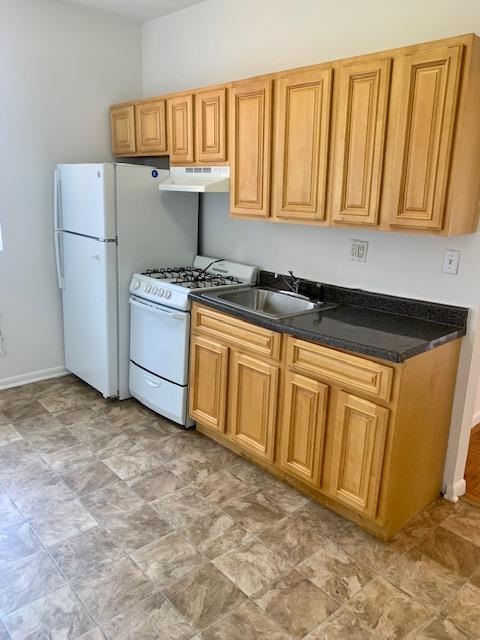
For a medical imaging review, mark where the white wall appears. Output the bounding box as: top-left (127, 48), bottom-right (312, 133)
top-left (0, 0), bottom-right (142, 387)
top-left (143, 0), bottom-right (480, 498)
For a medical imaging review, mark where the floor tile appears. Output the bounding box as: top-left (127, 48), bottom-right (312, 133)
top-left (344, 576), bottom-right (434, 639)
top-left (0, 521), bottom-right (42, 565)
top-left (382, 547), bottom-right (466, 609)
top-left (60, 461), bottom-right (119, 496)
top-left (417, 525), bottom-right (480, 578)
top-left (200, 600), bottom-right (290, 640)
top-left (73, 556), bottom-right (153, 623)
top-left (179, 510), bottom-right (251, 560)
top-left (54, 407), bottom-right (97, 426)
top-left (48, 525), bottom-right (124, 581)
top-left (252, 568), bottom-right (339, 638)
top-left (0, 620), bottom-right (9, 640)
top-left (0, 423), bottom-right (22, 446)
top-left (229, 458), bottom-right (279, 490)
top-left (101, 592), bottom-right (195, 640)
top-left (221, 492), bottom-right (286, 534)
top-left (415, 615), bottom-right (473, 640)
top-left (80, 480), bottom-right (144, 524)
top-left (258, 515), bottom-right (327, 565)
top-left (164, 562), bottom-right (246, 631)
top-left (42, 444), bottom-right (98, 473)
top-left (0, 457), bottom-right (58, 501)
top-left (122, 423), bottom-right (174, 448)
top-left (441, 500), bottom-right (480, 546)
top-left (94, 432), bottom-right (139, 459)
top-left (260, 480), bottom-right (310, 513)
top-left (24, 426), bottom-right (80, 454)
top-left (0, 551), bottom-right (64, 616)
top-left (0, 399), bottom-right (47, 422)
top-left (16, 480), bottom-right (75, 518)
top-left (0, 440), bottom-right (38, 476)
top-left (131, 531), bottom-right (206, 589)
top-left (126, 465), bottom-right (186, 501)
top-left (4, 585), bottom-right (94, 640)
top-left (0, 489), bottom-right (25, 528)
top-left (299, 541), bottom-right (373, 603)
top-left (192, 470), bottom-right (251, 506)
top-left (38, 389), bottom-right (90, 414)
top-left (150, 486), bottom-right (216, 529)
top-left (99, 504), bottom-right (173, 552)
top-left (13, 412), bottom-right (64, 437)
top-left (102, 445), bottom-right (160, 480)
top-left (77, 629), bottom-right (106, 640)
top-left (336, 525), bottom-right (404, 573)
top-left (296, 502), bottom-right (348, 539)
top-left (165, 451), bottom-right (217, 484)
top-left (441, 581), bottom-right (480, 638)
top-left (305, 607), bottom-right (381, 639)
top-left (28, 497), bottom-right (97, 546)
top-left (212, 538), bottom-right (291, 597)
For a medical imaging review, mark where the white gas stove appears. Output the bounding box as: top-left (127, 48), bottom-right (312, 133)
top-left (128, 256), bottom-right (257, 427)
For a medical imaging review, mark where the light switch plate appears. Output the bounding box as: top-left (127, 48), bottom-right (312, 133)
top-left (350, 239), bottom-right (368, 262)
top-left (442, 249), bottom-right (460, 275)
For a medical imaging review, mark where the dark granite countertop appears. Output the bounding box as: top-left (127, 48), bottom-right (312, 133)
top-left (189, 272), bottom-right (468, 363)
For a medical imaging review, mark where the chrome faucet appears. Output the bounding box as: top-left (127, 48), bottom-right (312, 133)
top-left (274, 271), bottom-right (302, 295)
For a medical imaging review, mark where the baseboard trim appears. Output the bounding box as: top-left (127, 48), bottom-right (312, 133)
top-left (0, 366), bottom-right (68, 391)
top-left (472, 411), bottom-right (480, 429)
top-left (443, 478), bottom-right (467, 503)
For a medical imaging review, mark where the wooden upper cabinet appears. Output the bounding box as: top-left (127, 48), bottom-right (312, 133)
top-left (272, 67), bottom-right (333, 222)
top-left (332, 58), bottom-right (392, 226)
top-left (386, 45), bottom-right (464, 231)
top-left (196, 87), bottom-right (227, 162)
top-left (110, 105), bottom-right (136, 155)
top-left (230, 78), bottom-right (273, 218)
top-left (168, 93), bottom-right (195, 164)
top-left (135, 99), bottom-right (168, 155)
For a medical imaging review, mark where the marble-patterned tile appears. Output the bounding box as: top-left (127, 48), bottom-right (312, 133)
top-left (126, 465), bottom-right (186, 501)
top-left (164, 451), bottom-right (217, 484)
top-left (0, 423), bottom-right (22, 446)
top-left (212, 538), bottom-right (291, 597)
top-left (383, 547), bottom-right (466, 609)
top-left (0, 399), bottom-right (47, 422)
top-left (38, 390), bottom-right (90, 414)
top-left (13, 412), bottom-right (63, 437)
top-left (0, 385), bottom-right (34, 402)
top-left (258, 515), bottom-right (327, 565)
top-left (123, 424), bottom-right (175, 448)
top-left (0, 620), bottom-right (9, 640)
top-left (99, 504), bottom-right (173, 552)
top-left (150, 486), bottom-right (216, 529)
top-left (15, 480), bottom-right (75, 518)
top-left (42, 444), bottom-right (98, 473)
top-left (92, 403), bottom-right (150, 429)
top-left (27, 497), bottom-right (97, 546)
top-left (441, 500), bottom-right (480, 547)
top-left (441, 581), bottom-right (480, 638)
top-left (102, 445), bottom-right (161, 480)
top-left (299, 541), bottom-right (373, 603)
top-left (94, 432), bottom-right (141, 459)
top-left (417, 525), bottom-right (480, 578)
top-left (194, 439), bottom-right (240, 468)
top-left (1, 458), bottom-right (59, 500)
top-left (147, 434), bottom-right (192, 462)
top-left (101, 592), bottom-right (195, 640)
top-left (60, 461), bottom-right (119, 496)
top-left (164, 562), bottom-right (246, 631)
top-left (336, 525), bottom-right (404, 573)
top-left (24, 426), bottom-right (80, 454)
top-left (0, 488), bottom-right (24, 527)
top-left (48, 526), bottom-right (124, 581)
top-left (260, 480), bottom-right (310, 513)
top-left (304, 607), bottom-right (381, 639)
top-left (53, 407), bottom-right (98, 426)
top-left (4, 585), bottom-right (94, 640)
top-left (0, 551), bottom-right (64, 616)
top-left (0, 411), bottom-right (11, 426)
top-left (73, 556), bottom-right (153, 623)
top-left (77, 629), bottom-right (106, 640)
top-left (80, 480), bottom-right (144, 524)
top-left (344, 577), bottom-right (434, 639)
top-left (296, 503), bottom-right (348, 540)
top-left (201, 600), bottom-right (290, 640)
top-left (221, 492), bottom-right (286, 535)
top-left (0, 521), bottom-right (41, 566)
top-left (229, 458), bottom-right (279, 490)
top-left (179, 510), bottom-right (251, 560)
top-left (252, 569), bottom-right (339, 639)
top-left (415, 615), bottom-right (473, 640)
top-left (192, 470), bottom-right (251, 506)
top-left (0, 440), bottom-right (38, 476)
top-left (131, 531), bottom-right (206, 589)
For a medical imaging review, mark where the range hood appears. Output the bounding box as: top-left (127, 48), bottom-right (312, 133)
top-left (158, 166), bottom-right (230, 193)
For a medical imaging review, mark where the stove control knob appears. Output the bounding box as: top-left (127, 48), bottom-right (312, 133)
top-left (152, 287), bottom-right (158, 295)
top-left (145, 284), bottom-right (151, 293)
top-left (164, 290), bottom-right (171, 299)
top-left (158, 289), bottom-right (164, 297)
top-left (132, 278), bottom-right (140, 290)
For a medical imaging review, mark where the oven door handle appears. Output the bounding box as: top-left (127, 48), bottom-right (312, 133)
top-left (129, 297), bottom-right (185, 321)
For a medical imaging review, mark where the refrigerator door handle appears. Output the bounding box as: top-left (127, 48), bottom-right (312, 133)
top-left (53, 170), bottom-right (64, 289)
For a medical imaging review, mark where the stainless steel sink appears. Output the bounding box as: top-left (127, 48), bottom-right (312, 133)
top-left (203, 287), bottom-right (334, 320)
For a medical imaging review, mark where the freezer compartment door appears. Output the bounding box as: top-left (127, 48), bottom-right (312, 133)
top-left (58, 164), bottom-right (115, 239)
top-left (62, 232), bottom-right (118, 396)
top-left (129, 362), bottom-right (193, 427)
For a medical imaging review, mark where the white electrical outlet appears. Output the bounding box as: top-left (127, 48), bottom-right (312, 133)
top-left (350, 239), bottom-right (368, 262)
top-left (442, 249), bottom-right (460, 275)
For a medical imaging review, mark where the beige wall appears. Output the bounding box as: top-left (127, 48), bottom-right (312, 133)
top-left (142, 0), bottom-right (480, 498)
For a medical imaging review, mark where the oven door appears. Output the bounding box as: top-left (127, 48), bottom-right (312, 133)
top-left (129, 296), bottom-right (190, 385)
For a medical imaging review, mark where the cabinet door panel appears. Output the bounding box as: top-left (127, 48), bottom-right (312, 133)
top-left (332, 58), bottom-right (391, 225)
top-left (229, 352), bottom-right (278, 460)
top-left (230, 79), bottom-right (272, 217)
top-left (388, 45), bottom-right (463, 230)
top-left (110, 105), bottom-right (136, 155)
top-left (280, 372), bottom-right (328, 487)
top-left (168, 94), bottom-right (194, 164)
top-left (330, 392), bottom-right (388, 517)
top-left (135, 100), bottom-right (168, 154)
top-left (273, 67), bottom-right (332, 221)
top-left (189, 336), bottom-right (228, 432)
top-left (196, 87), bottom-right (226, 162)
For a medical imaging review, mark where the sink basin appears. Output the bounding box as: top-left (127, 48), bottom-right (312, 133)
top-left (203, 287), bottom-right (334, 320)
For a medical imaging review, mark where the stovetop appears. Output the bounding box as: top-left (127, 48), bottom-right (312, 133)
top-left (142, 266), bottom-right (244, 289)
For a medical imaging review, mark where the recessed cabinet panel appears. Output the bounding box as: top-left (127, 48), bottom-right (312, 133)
top-left (110, 105), bottom-right (136, 155)
top-left (280, 372), bottom-right (328, 487)
top-left (273, 67), bottom-right (333, 221)
top-left (230, 79), bottom-right (272, 217)
top-left (330, 392), bottom-right (389, 517)
top-left (229, 352), bottom-right (278, 461)
top-left (332, 58), bottom-right (392, 225)
top-left (168, 94), bottom-right (194, 164)
top-left (135, 100), bottom-right (168, 154)
top-left (387, 45), bottom-right (463, 230)
top-left (189, 336), bottom-right (228, 432)
top-left (196, 87), bottom-right (226, 162)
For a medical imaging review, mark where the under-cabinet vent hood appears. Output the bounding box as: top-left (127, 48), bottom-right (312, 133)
top-left (158, 166), bottom-right (230, 193)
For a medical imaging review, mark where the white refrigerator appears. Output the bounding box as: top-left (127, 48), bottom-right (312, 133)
top-left (54, 163), bottom-right (198, 399)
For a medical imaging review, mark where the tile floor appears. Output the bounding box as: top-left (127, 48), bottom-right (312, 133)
top-left (1, 375), bottom-right (480, 639)
top-left (465, 425), bottom-right (480, 504)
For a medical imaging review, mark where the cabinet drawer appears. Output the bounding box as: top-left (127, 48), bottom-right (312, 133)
top-left (286, 338), bottom-right (393, 402)
top-left (192, 304), bottom-right (281, 360)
